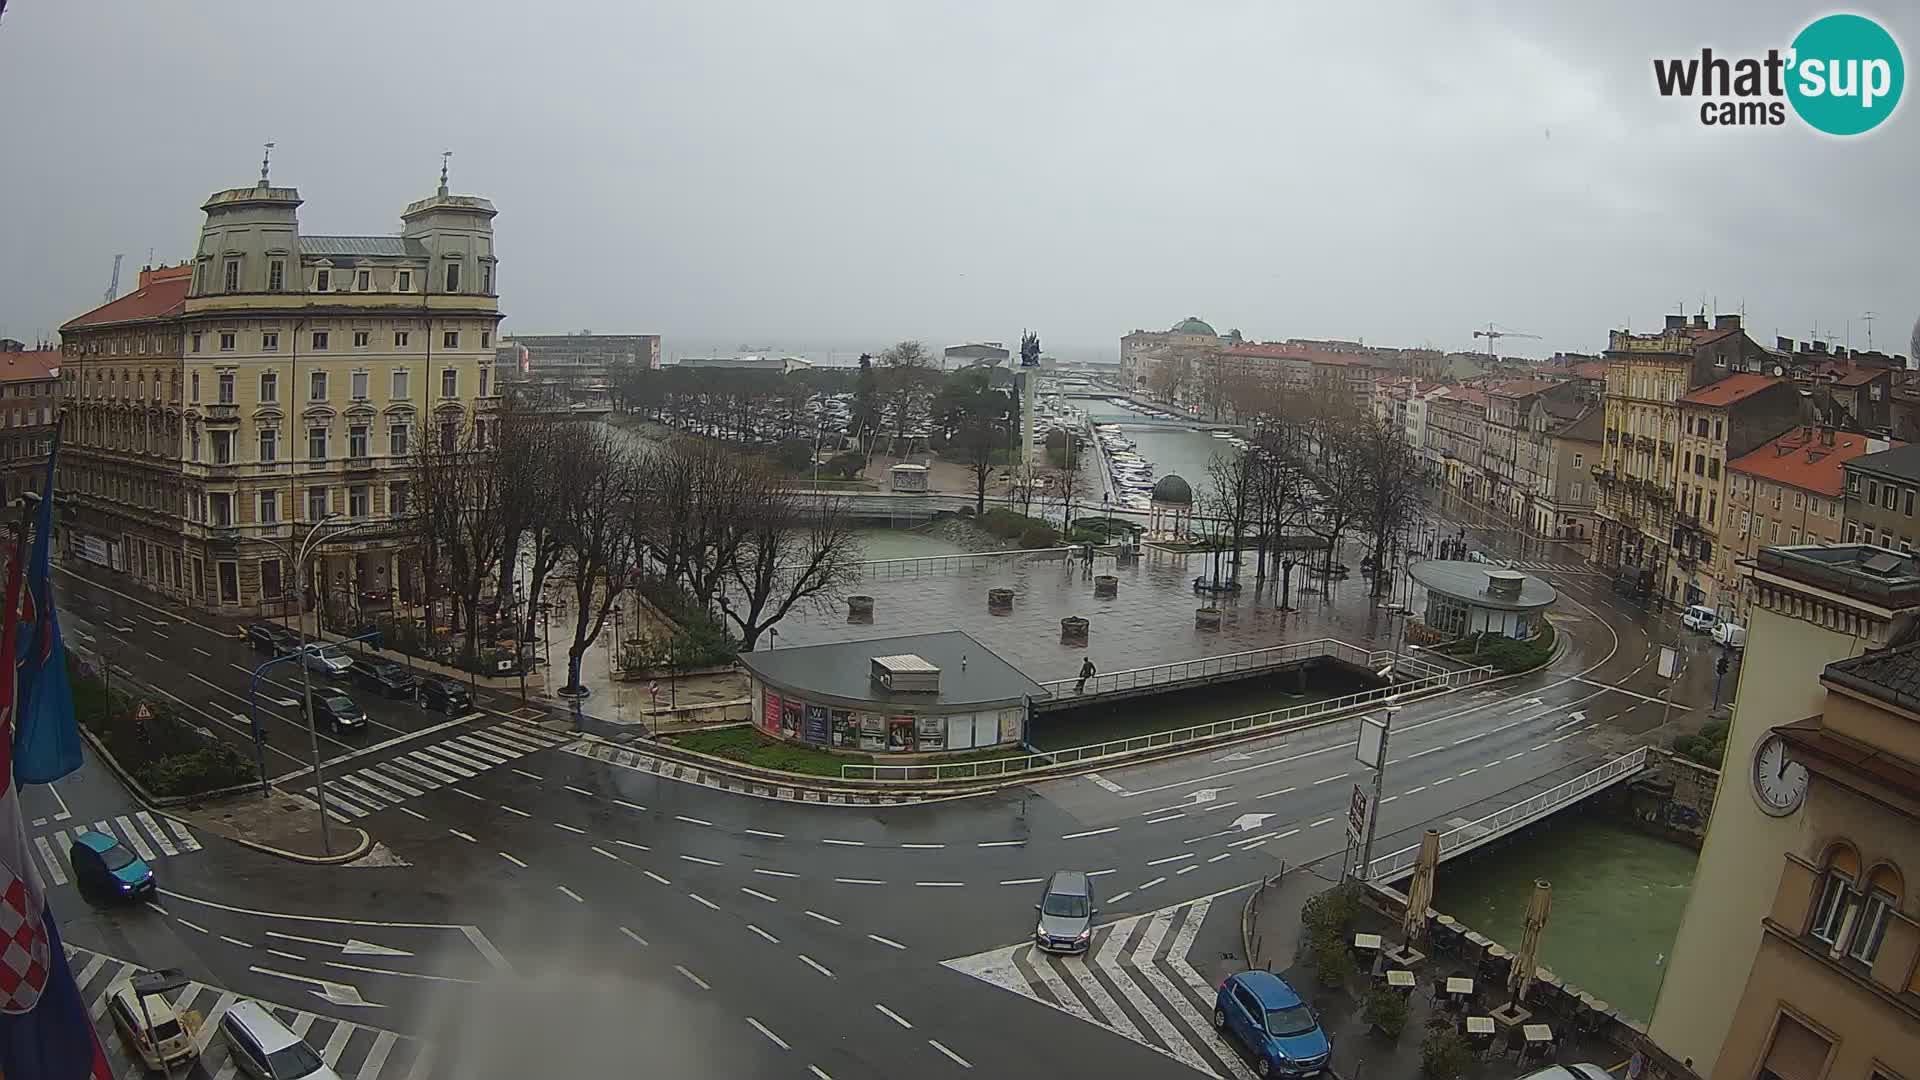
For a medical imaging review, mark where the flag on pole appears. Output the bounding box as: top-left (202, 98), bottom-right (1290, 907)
top-left (0, 438), bottom-right (115, 1079)
top-left (15, 436), bottom-right (79, 785)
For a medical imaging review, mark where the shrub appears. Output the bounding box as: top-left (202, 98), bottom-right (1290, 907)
top-left (824, 451), bottom-right (867, 479)
top-left (135, 744), bottom-right (258, 798)
top-left (633, 578), bottom-right (741, 668)
top-left (1301, 882), bottom-right (1363, 937)
top-left (1017, 525), bottom-right (1060, 548)
top-left (1420, 1027), bottom-right (1472, 1079)
top-left (1311, 927), bottom-right (1348, 989)
top-left (1363, 986), bottom-right (1409, 1038)
top-left (770, 438), bottom-right (814, 473)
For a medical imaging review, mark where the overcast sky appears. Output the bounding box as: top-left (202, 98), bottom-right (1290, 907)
top-left (2, 1), bottom-right (1914, 360)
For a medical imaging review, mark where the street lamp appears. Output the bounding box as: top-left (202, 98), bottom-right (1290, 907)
top-left (287, 513), bottom-right (373, 856)
top-left (1357, 703), bottom-right (1404, 881)
top-left (131, 968), bottom-right (190, 1080)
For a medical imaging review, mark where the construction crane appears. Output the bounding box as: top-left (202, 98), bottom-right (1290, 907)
top-left (103, 254), bottom-right (124, 304)
top-left (1472, 323), bottom-right (1540, 356)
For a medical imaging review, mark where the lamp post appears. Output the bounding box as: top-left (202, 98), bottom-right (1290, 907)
top-left (288, 513), bottom-right (371, 856)
top-left (1358, 703), bottom-right (1404, 881)
top-left (131, 968), bottom-right (190, 1080)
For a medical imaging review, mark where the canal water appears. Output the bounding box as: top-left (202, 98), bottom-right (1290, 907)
top-left (1429, 815), bottom-right (1697, 1022)
top-left (1079, 398), bottom-right (1235, 506)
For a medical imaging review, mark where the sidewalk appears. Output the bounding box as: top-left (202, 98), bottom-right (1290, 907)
top-left (168, 785), bottom-right (373, 864)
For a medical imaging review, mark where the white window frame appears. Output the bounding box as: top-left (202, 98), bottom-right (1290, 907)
top-left (392, 369), bottom-right (410, 400)
top-left (396, 270), bottom-right (413, 293)
top-left (350, 371), bottom-right (369, 401)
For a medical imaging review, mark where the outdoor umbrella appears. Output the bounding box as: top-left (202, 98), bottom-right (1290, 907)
top-left (1402, 829), bottom-right (1441, 943)
top-left (1508, 878), bottom-right (1554, 1002)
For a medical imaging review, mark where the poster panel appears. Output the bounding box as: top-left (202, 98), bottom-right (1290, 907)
top-left (858, 713), bottom-right (886, 752)
top-left (761, 688), bottom-right (783, 736)
top-left (830, 710), bottom-right (856, 748)
top-left (803, 704), bottom-right (830, 745)
top-left (780, 699), bottom-right (802, 739)
top-left (914, 715), bottom-right (945, 751)
top-left (886, 717), bottom-right (915, 752)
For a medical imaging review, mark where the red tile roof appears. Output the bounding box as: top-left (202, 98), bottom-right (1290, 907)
top-left (1731, 427), bottom-right (1900, 497)
top-left (61, 266), bottom-right (191, 331)
top-left (0, 350), bottom-right (59, 383)
top-left (1487, 378), bottom-right (1557, 398)
top-left (1571, 361), bottom-right (1608, 381)
top-left (1222, 342), bottom-right (1383, 367)
top-left (1437, 387), bottom-right (1489, 408)
top-left (1677, 373), bottom-right (1782, 407)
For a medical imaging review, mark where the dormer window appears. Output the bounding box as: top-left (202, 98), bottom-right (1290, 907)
top-left (397, 270), bottom-right (413, 293)
top-left (315, 269), bottom-right (331, 293)
top-left (268, 259), bottom-right (285, 292)
top-left (356, 270), bottom-right (371, 291)
top-left (223, 259), bottom-right (240, 293)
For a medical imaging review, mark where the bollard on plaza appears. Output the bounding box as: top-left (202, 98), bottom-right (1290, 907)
top-left (847, 595), bottom-right (874, 624)
top-left (1195, 606), bottom-right (1223, 630)
top-left (988, 587), bottom-right (1015, 615)
top-left (1094, 574), bottom-right (1119, 598)
top-left (1060, 616), bottom-right (1089, 646)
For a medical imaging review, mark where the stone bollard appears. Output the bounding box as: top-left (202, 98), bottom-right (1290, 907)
top-left (1195, 607), bottom-right (1223, 631)
top-left (1060, 616), bottom-right (1089, 646)
top-left (1094, 574), bottom-right (1119, 598)
top-left (988, 587), bottom-right (1015, 614)
top-left (847, 595), bottom-right (874, 624)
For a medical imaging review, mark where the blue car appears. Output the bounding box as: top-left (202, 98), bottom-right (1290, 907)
top-left (68, 830), bottom-right (155, 901)
top-left (1214, 970), bottom-right (1331, 1077)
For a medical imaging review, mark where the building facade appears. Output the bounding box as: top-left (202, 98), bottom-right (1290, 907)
top-left (1671, 374), bottom-right (1800, 610)
top-left (0, 348), bottom-right (61, 507)
top-left (1540, 406), bottom-right (1602, 541)
top-left (58, 168), bottom-right (502, 614)
top-left (499, 332), bottom-right (659, 409)
top-left (1843, 443), bottom-right (1920, 553)
top-left (1427, 388), bottom-right (1487, 498)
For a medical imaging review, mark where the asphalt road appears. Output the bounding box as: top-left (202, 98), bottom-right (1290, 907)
top-left (41, 522), bottom-right (1731, 1079)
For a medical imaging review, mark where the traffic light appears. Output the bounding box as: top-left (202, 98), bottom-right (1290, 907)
top-left (1716, 652), bottom-right (1730, 677)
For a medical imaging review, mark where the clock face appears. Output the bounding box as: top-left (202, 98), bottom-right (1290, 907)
top-left (1752, 734), bottom-right (1809, 816)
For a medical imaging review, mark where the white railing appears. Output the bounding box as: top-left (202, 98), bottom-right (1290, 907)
top-left (853, 547), bottom-right (1072, 581)
top-left (1365, 746), bottom-right (1651, 881)
top-left (1037, 637), bottom-right (1375, 698)
top-left (840, 664), bottom-right (1486, 783)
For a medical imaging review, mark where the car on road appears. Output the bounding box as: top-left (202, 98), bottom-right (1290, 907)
top-left (353, 659), bottom-right (418, 699)
top-left (1681, 604), bottom-right (1720, 632)
top-left (1713, 620), bottom-right (1748, 649)
top-left (220, 999), bottom-right (342, 1080)
top-left (1034, 870), bottom-right (1096, 954)
top-left (309, 693), bottom-right (368, 734)
top-left (245, 623), bottom-right (299, 657)
top-left (105, 977), bottom-right (197, 1072)
top-left (1213, 970), bottom-right (1331, 1077)
top-left (68, 829), bottom-right (155, 900)
top-left (416, 676), bottom-right (471, 715)
top-left (299, 643), bottom-right (354, 678)
top-left (1516, 1067), bottom-right (1611, 1080)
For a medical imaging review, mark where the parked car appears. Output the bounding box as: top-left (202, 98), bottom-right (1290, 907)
top-left (105, 978), bottom-right (197, 1073)
top-left (299, 644), bottom-right (354, 678)
top-left (245, 623), bottom-right (299, 657)
top-left (220, 999), bottom-right (341, 1080)
top-left (417, 677), bottom-right (471, 715)
top-left (353, 660), bottom-right (418, 700)
top-left (1213, 970), bottom-right (1332, 1077)
top-left (1713, 620), bottom-right (1748, 649)
top-left (68, 829), bottom-right (155, 901)
top-left (1681, 603), bottom-right (1722, 632)
top-left (1033, 870), bottom-right (1096, 954)
top-left (309, 694), bottom-right (367, 734)
top-left (1516, 1067), bottom-right (1612, 1080)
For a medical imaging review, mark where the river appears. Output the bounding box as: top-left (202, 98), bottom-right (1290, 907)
top-left (1078, 397), bottom-right (1235, 507)
top-left (1429, 816), bottom-right (1697, 1021)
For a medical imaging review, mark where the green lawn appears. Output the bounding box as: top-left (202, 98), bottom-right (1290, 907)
top-left (667, 726), bottom-right (1026, 778)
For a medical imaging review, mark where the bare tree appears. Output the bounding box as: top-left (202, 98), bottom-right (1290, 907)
top-left (1354, 412), bottom-right (1423, 596)
top-left (1146, 354), bottom-right (1190, 404)
top-left (1203, 449), bottom-right (1256, 589)
top-left (717, 476), bottom-right (861, 650)
top-left (411, 416), bottom-right (508, 664)
top-left (1195, 353), bottom-right (1233, 422)
top-left (935, 368), bottom-right (1012, 515)
top-left (880, 339), bottom-right (934, 447)
top-left (1303, 409), bottom-right (1370, 578)
top-left (555, 429), bottom-right (643, 695)
top-left (639, 437), bottom-right (755, 608)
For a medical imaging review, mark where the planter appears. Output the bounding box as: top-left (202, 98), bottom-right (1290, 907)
top-left (1060, 616), bottom-right (1089, 646)
top-left (847, 595), bottom-right (875, 624)
top-left (988, 588), bottom-right (1015, 614)
top-left (1094, 574), bottom-right (1119, 598)
top-left (1195, 607), bottom-right (1223, 631)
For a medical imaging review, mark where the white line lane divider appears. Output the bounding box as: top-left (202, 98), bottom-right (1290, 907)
top-left (821, 838), bottom-right (864, 846)
top-left (741, 887), bottom-right (779, 903)
top-left (748, 925), bottom-right (779, 944)
top-left (915, 881), bottom-right (964, 888)
top-left (747, 1017), bottom-right (790, 1051)
top-left (620, 927), bottom-right (648, 947)
top-left (928, 1040), bottom-right (972, 1069)
top-left (498, 853), bottom-right (527, 868)
top-left (448, 830), bottom-right (477, 843)
top-left (798, 955), bottom-right (834, 978)
top-left (1061, 827), bottom-right (1118, 839)
top-left (874, 1004), bottom-right (913, 1029)
top-left (753, 868), bottom-right (797, 879)
top-left (744, 829), bottom-right (785, 839)
top-left (998, 877), bottom-right (1045, 886)
top-left (680, 855), bottom-right (722, 866)
top-left (675, 965), bottom-right (710, 991)
top-left (834, 877), bottom-right (884, 886)
top-left (867, 934), bottom-right (906, 950)
top-left (805, 911), bottom-right (841, 926)
top-left (689, 893), bottom-right (720, 911)
top-left (676, 815), bottom-right (713, 827)
top-left (976, 840), bottom-right (1024, 848)
top-left (557, 886), bottom-right (585, 904)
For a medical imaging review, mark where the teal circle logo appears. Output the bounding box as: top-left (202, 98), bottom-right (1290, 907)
top-left (1788, 14), bottom-right (1904, 135)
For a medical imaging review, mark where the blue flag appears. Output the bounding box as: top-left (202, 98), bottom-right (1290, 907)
top-left (13, 437), bottom-right (78, 785)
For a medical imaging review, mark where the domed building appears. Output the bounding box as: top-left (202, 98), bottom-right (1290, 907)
top-left (1120, 316), bottom-right (1236, 388)
top-left (1171, 316), bottom-right (1218, 338)
top-left (1149, 473), bottom-right (1195, 538)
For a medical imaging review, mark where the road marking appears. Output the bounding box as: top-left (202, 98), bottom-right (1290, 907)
top-left (743, 829), bottom-right (785, 839)
top-left (1177, 865), bottom-right (1199, 876)
top-left (753, 867), bottom-right (797, 878)
top-left (1086, 868), bottom-right (1116, 877)
top-left (689, 893), bottom-right (719, 911)
top-left (874, 1004), bottom-right (913, 1029)
top-left (1257, 787), bottom-right (1296, 798)
top-left (614, 799), bottom-right (646, 813)
top-left (747, 924), bottom-right (779, 943)
top-left (914, 881), bottom-right (964, 888)
top-left (448, 830), bottom-right (477, 843)
top-left (741, 887), bottom-right (780, 903)
top-left (1277, 828), bottom-right (1301, 839)
top-left (498, 852), bottom-right (527, 868)
top-left (1146, 853), bottom-right (1193, 866)
top-left (325, 960), bottom-right (482, 984)
top-left (511, 769), bottom-right (543, 782)
top-left (267, 949), bottom-right (306, 963)
top-left (554, 822), bottom-right (587, 835)
top-left (1137, 876), bottom-right (1166, 889)
top-left (821, 838), bottom-right (864, 846)
top-left (558, 886), bottom-right (585, 904)
top-left (180, 919), bottom-right (209, 934)
top-left (1313, 773), bottom-right (1346, 785)
top-left (798, 955), bottom-right (834, 978)
top-left (868, 934), bottom-right (906, 950)
top-left (805, 910), bottom-right (841, 926)
top-left (834, 878), bottom-right (884, 886)
top-left (1405, 786), bottom-right (1427, 795)
top-left (899, 842), bottom-right (945, 849)
top-left (998, 877), bottom-right (1045, 886)
top-left (615, 839), bottom-right (651, 852)
top-left (680, 854), bottom-right (722, 866)
top-left (449, 788), bottom-right (484, 801)
top-left (396, 806), bottom-right (428, 822)
top-left (220, 936), bottom-right (252, 949)
top-left (592, 846), bottom-right (623, 863)
top-left (1061, 827), bottom-right (1117, 839)
top-left (1453, 733), bottom-right (1486, 745)
top-left (1146, 813), bottom-right (1185, 824)
top-left (1408, 747), bottom-right (1445, 759)
top-left (564, 785), bottom-right (595, 797)
top-left (500, 805), bottom-right (532, 818)
top-left (1433, 777), bottom-right (1454, 785)
top-left (1506, 752), bottom-right (1527, 761)
top-left (1106, 889), bottom-right (1134, 903)
top-left (1530, 743), bottom-right (1550, 752)
top-left (1380, 795), bottom-right (1399, 804)
top-left (1310, 817), bottom-right (1335, 827)
top-left (1207, 852), bottom-right (1233, 863)
top-left (747, 1017), bottom-right (790, 1051)
top-left (676, 815), bottom-right (713, 827)
top-left (976, 840), bottom-right (1024, 848)
top-left (929, 1040), bottom-right (972, 1069)
top-left (620, 927), bottom-right (648, 947)
top-left (810, 1067), bottom-right (833, 1080)
top-left (1553, 732), bottom-right (1578, 743)
top-left (644, 870), bottom-right (671, 886)
top-left (193, 647), bottom-right (212, 658)
top-left (675, 965), bottom-right (710, 991)
top-left (1462, 767), bottom-right (1480, 775)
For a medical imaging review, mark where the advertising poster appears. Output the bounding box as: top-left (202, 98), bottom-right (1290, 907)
top-left (914, 715), bottom-right (946, 751)
top-left (859, 713), bottom-right (886, 752)
top-left (830, 710), bottom-right (856, 748)
top-left (998, 707), bottom-right (1023, 745)
top-left (780, 699), bottom-right (802, 739)
top-left (761, 688), bottom-right (783, 736)
top-left (803, 703), bottom-right (830, 745)
top-left (886, 717), bottom-right (915, 752)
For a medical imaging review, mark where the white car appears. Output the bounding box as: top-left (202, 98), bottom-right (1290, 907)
top-left (1713, 621), bottom-right (1747, 649)
top-left (221, 999), bottom-right (342, 1079)
top-left (1681, 604), bottom-right (1720, 632)
top-left (299, 644), bottom-right (354, 677)
top-left (104, 980), bottom-right (197, 1072)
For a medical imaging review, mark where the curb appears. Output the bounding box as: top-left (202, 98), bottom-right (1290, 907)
top-left (215, 825), bottom-right (376, 866)
top-left (1241, 877), bottom-right (1261, 967)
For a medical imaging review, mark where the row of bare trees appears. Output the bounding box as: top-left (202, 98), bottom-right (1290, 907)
top-left (408, 407), bottom-right (860, 694)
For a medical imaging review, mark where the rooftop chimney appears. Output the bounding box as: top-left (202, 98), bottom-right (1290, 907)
top-left (1777, 336), bottom-right (1794, 351)
top-left (1714, 314), bottom-right (1742, 330)
top-left (1691, 314), bottom-right (1709, 329)
top-left (1485, 570), bottom-right (1525, 600)
top-left (1665, 315), bottom-right (1687, 331)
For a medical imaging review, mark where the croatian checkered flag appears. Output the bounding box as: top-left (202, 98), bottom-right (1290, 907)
top-left (0, 449), bottom-right (114, 1077)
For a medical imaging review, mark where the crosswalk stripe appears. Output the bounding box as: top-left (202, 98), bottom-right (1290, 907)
top-left (316, 788), bottom-right (370, 819)
top-left (91, 963), bottom-right (135, 1020)
top-left (475, 726), bottom-right (549, 753)
top-left (1051, 950), bottom-right (1148, 1046)
top-left (75, 952), bottom-right (108, 986)
top-left (289, 1012), bottom-right (318, 1038)
top-left (326, 783), bottom-right (385, 814)
top-left (501, 719), bottom-right (566, 743)
top-left (321, 1019), bottom-right (357, 1065)
top-left (136, 811), bottom-right (179, 856)
top-left (369, 762), bottom-right (436, 795)
top-left (411, 747), bottom-right (478, 778)
top-left (429, 743), bottom-right (498, 771)
top-left (167, 818), bottom-right (203, 852)
top-left (115, 814), bottom-right (158, 861)
top-left (352, 768), bottom-right (420, 800)
top-left (385, 756), bottom-right (458, 786)
top-left (51, 830), bottom-right (75, 879)
top-left (444, 735), bottom-right (512, 764)
top-left (406, 1043), bottom-right (435, 1080)
top-left (92, 819), bottom-right (112, 837)
top-left (338, 774), bottom-right (401, 807)
top-left (1092, 917), bottom-right (1209, 1072)
top-left (1133, 908), bottom-right (1247, 1079)
top-left (33, 835), bottom-right (66, 885)
top-left (194, 991), bottom-right (239, 1053)
top-left (1018, 947), bottom-right (1099, 1025)
top-left (360, 1029), bottom-right (400, 1079)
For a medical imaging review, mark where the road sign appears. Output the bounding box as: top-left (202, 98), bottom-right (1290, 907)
top-left (1357, 716), bottom-right (1386, 768)
top-left (1657, 645), bottom-right (1680, 679)
top-left (132, 703), bottom-right (153, 722)
top-left (1347, 784), bottom-right (1369, 842)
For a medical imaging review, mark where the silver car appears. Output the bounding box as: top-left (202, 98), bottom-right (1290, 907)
top-left (300, 644), bottom-right (354, 677)
top-left (220, 999), bottom-right (341, 1079)
top-left (1035, 870), bottom-right (1096, 954)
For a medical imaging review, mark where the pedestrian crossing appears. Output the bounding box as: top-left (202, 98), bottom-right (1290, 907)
top-left (304, 721), bottom-right (571, 819)
top-left (67, 940), bottom-right (429, 1080)
top-left (943, 897), bottom-right (1254, 1079)
top-left (31, 813), bottom-right (202, 888)
top-left (1506, 559), bottom-right (1604, 576)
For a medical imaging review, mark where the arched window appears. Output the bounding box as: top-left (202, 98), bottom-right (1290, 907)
top-left (1850, 863), bottom-right (1907, 965)
top-left (1810, 841), bottom-right (1859, 945)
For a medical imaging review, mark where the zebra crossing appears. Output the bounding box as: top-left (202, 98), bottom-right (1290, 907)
top-left (943, 897), bottom-right (1254, 1079)
top-left (1507, 559), bottom-right (1604, 576)
top-left (67, 940), bottom-right (429, 1080)
top-left (304, 721), bottom-right (571, 819)
top-left (31, 813), bottom-right (201, 888)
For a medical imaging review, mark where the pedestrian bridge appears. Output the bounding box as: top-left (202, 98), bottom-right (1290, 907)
top-left (1364, 747), bottom-right (1653, 883)
top-left (1033, 638), bottom-right (1482, 712)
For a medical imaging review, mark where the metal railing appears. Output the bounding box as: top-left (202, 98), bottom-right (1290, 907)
top-left (1365, 746), bottom-right (1651, 881)
top-left (1037, 637), bottom-right (1375, 698)
top-left (841, 663), bottom-right (1491, 783)
top-left (853, 547), bottom-right (1071, 581)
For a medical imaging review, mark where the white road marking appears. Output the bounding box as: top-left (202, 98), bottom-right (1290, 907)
top-left (1433, 777), bottom-right (1454, 785)
top-left (592, 847), bottom-right (623, 863)
top-left (1147, 853), bottom-right (1193, 866)
top-left (1404, 786), bottom-right (1427, 795)
top-left (1106, 889), bottom-right (1134, 903)
top-left (1506, 752), bottom-right (1527, 761)
top-left (220, 936), bottom-right (252, 949)
top-left (193, 647), bottom-right (212, 658)
top-left (743, 829), bottom-right (785, 839)
top-left (615, 839), bottom-right (651, 852)
top-left (449, 830), bottom-right (477, 843)
top-left (741, 887), bottom-right (780, 903)
top-left (564, 785), bottom-right (595, 797)
top-left (689, 893), bottom-right (719, 910)
top-left (914, 881), bottom-right (964, 888)
top-left (998, 877), bottom-right (1045, 886)
top-left (1380, 796), bottom-right (1399, 804)
top-left (1146, 813), bottom-right (1186, 824)
top-left (644, 870), bottom-right (671, 885)
top-left (448, 788), bottom-right (485, 801)
top-left (680, 854), bottom-right (722, 866)
top-left (614, 799), bottom-right (646, 812)
top-left (500, 805), bottom-right (532, 818)
top-left (1310, 817), bottom-right (1335, 827)
top-left (747, 1017), bottom-right (790, 1050)
top-left (805, 910), bottom-right (841, 926)
top-left (558, 885), bottom-right (585, 903)
top-left (821, 838), bottom-right (864, 846)
top-left (929, 1040), bottom-right (972, 1068)
top-left (675, 965), bottom-right (710, 990)
top-left (874, 1004), bottom-right (913, 1029)
top-left (899, 843), bottom-right (945, 849)
top-left (1408, 747), bottom-right (1445, 759)
top-left (1462, 767), bottom-right (1480, 775)
top-left (810, 1067), bottom-right (833, 1080)
top-left (1177, 866), bottom-right (1199, 875)
top-left (266, 949), bottom-right (306, 963)
top-left (1086, 868), bottom-right (1116, 877)
top-left (499, 852), bottom-right (527, 868)
top-left (620, 927), bottom-right (648, 947)
top-left (753, 868), bottom-right (797, 878)
top-left (1207, 852), bottom-right (1233, 863)
top-left (396, 806), bottom-right (428, 822)
top-left (554, 822), bottom-right (586, 835)
top-left (976, 840), bottom-right (1024, 848)
top-left (748, 924), bottom-right (779, 943)
top-left (1137, 876), bottom-right (1166, 890)
top-left (1258, 787), bottom-right (1296, 798)
top-left (798, 955), bottom-right (834, 978)
top-left (179, 919), bottom-right (209, 934)
top-left (867, 934), bottom-right (906, 950)
top-left (676, 815), bottom-right (713, 826)
top-left (1530, 743), bottom-right (1550, 752)
top-left (1453, 733), bottom-right (1486, 745)
top-left (511, 769), bottom-right (543, 782)
top-left (1061, 827), bottom-right (1117, 839)
top-left (834, 877), bottom-right (885, 886)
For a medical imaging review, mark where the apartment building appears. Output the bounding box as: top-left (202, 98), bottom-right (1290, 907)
top-left (1843, 443), bottom-right (1920, 554)
top-left (1427, 388), bottom-right (1488, 498)
top-left (0, 347), bottom-right (61, 507)
top-left (1671, 374), bottom-right (1800, 610)
top-left (1722, 427), bottom-right (1896, 621)
top-left (57, 166), bottom-right (502, 613)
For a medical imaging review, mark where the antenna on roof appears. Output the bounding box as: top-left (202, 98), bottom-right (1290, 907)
top-left (438, 150), bottom-right (452, 196)
top-left (259, 141), bottom-right (275, 187)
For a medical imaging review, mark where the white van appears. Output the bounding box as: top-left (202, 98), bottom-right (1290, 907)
top-left (1681, 604), bottom-right (1720, 632)
top-left (1713, 621), bottom-right (1747, 650)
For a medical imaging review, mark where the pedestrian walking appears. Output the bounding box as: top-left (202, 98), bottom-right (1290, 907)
top-left (1075, 656), bottom-right (1097, 693)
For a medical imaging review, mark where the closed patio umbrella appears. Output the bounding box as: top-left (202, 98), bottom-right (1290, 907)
top-left (1509, 878), bottom-right (1554, 1002)
top-left (1402, 829), bottom-right (1441, 943)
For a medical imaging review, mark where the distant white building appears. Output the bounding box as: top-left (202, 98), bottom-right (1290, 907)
top-left (672, 354), bottom-right (813, 374)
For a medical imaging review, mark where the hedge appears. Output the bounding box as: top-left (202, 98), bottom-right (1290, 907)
top-left (70, 653), bottom-right (260, 798)
top-left (630, 578), bottom-right (741, 669)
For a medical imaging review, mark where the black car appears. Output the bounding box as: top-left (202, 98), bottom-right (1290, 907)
top-left (309, 694), bottom-right (367, 734)
top-left (417, 677), bottom-right (471, 715)
top-left (244, 623), bottom-right (299, 657)
top-left (353, 660), bottom-right (418, 700)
